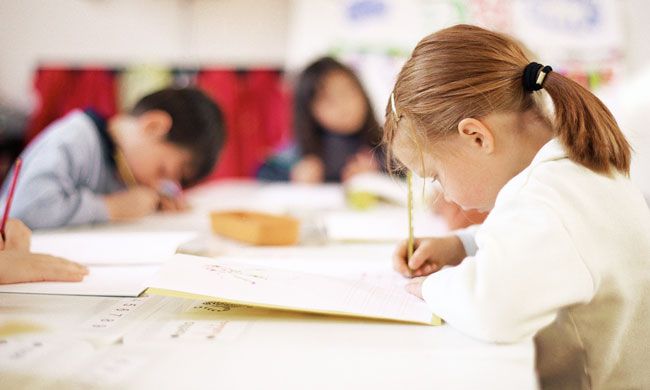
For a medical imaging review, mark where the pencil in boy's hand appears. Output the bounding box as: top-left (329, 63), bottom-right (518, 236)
top-left (115, 148), bottom-right (137, 186)
top-left (1, 158), bottom-right (23, 240)
top-left (407, 170), bottom-right (414, 261)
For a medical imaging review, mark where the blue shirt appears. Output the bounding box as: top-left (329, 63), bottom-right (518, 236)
top-left (257, 132), bottom-right (367, 182)
top-left (0, 110), bottom-right (125, 229)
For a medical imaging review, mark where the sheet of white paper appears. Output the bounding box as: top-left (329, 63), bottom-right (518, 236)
top-left (324, 209), bottom-right (447, 242)
top-left (0, 337), bottom-right (97, 385)
top-left (0, 294), bottom-right (179, 347)
top-left (30, 231), bottom-right (196, 265)
top-left (147, 254), bottom-right (435, 324)
top-left (0, 337), bottom-right (163, 389)
top-left (122, 298), bottom-right (251, 345)
top-left (0, 265), bottom-right (158, 297)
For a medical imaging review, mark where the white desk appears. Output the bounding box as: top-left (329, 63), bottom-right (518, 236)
top-left (0, 181), bottom-right (538, 389)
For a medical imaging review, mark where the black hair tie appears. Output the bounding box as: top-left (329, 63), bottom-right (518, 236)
top-left (522, 62), bottom-right (553, 92)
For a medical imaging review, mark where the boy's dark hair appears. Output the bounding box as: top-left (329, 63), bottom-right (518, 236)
top-left (294, 57), bottom-right (381, 158)
top-left (131, 87), bottom-right (226, 186)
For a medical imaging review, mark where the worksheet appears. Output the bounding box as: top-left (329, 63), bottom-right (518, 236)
top-left (147, 254), bottom-right (439, 325)
top-left (121, 298), bottom-right (255, 345)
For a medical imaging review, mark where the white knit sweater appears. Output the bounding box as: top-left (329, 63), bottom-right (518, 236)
top-left (422, 139), bottom-right (650, 389)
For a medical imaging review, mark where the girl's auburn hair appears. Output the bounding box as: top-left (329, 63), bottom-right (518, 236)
top-left (384, 24), bottom-right (631, 176)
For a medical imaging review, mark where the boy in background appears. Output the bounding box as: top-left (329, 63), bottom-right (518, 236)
top-left (0, 87), bottom-right (225, 229)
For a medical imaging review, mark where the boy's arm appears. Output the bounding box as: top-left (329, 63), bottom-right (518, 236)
top-left (7, 144), bottom-right (111, 230)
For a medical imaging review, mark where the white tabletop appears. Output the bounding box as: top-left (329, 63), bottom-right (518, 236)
top-left (0, 181), bottom-right (538, 389)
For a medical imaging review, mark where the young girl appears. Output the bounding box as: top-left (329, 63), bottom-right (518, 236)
top-left (0, 219), bottom-right (87, 284)
top-left (386, 25), bottom-right (650, 389)
top-left (257, 57), bottom-right (383, 183)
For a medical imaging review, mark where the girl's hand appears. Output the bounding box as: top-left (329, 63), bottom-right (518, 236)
top-left (406, 277), bottom-right (426, 299)
top-left (291, 155), bottom-right (325, 183)
top-left (0, 251), bottom-right (88, 284)
top-left (393, 236), bottom-right (466, 278)
top-left (341, 151), bottom-right (379, 182)
top-left (0, 219), bottom-right (31, 251)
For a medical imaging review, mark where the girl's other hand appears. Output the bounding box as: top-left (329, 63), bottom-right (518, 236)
top-left (430, 190), bottom-right (488, 230)
top-left (406, 277), bottom-right (426, 299)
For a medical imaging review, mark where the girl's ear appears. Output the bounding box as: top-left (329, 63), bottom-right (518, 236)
top-left (457, 118), bottom-right (495, 154)
top-left (138, 110), bottom-right (173, 139)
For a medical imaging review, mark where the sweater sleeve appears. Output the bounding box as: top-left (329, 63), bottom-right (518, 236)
top-left (421, 196), bottom-right (595, 343)
top-left (453, 224), bottom-right (481, 256)
top-left (7, 132), bottom-right (110, 229)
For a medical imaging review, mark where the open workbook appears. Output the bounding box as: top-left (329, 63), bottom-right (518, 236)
top-left (146, 254), bottom-right (441, 325)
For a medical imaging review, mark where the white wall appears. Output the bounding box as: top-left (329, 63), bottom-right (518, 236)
top-left (622, 0), bottom-right (650, 75)
top-left (1, 0), bottom-right (649, 113)
top-left (0, 0), bottom-right (291, 110)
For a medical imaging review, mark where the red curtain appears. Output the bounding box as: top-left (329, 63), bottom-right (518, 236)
top-left (26, 67), bottom-right (117, 143)
top-left (197, 69), bottom-right (291, 180)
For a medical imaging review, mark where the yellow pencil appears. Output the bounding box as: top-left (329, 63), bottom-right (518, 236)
top-left (114, 148), bottom-right (137, 186)
top-left (407, 170), bottom-right (414, 260)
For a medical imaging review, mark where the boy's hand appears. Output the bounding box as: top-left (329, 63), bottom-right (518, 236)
top-left (159, 195), bottom-right (188, 213)
top-left (104, 186), bottom-right (160, 221)
top-left (0, 219), bottom-right (31, 251)
top-left (291, 155), bottom-right (325, 183)
top-left (341, 151), bottom-right (379, 182)
top-left (393, 236), bottom-right (466, 278)
top-left (0, 251), bottom-right (88, 284)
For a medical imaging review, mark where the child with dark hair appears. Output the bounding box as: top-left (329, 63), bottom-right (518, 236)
top-left (0, 87), bottom-right (226, 229)
top-left (258, 57), bottom-right (382, 183)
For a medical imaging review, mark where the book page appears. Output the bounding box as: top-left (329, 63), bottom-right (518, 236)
top-left (147, 254), bottom-right (438, 325)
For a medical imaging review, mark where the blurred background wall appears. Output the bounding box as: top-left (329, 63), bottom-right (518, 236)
top-left (1, 0), bottom-right (648, 194)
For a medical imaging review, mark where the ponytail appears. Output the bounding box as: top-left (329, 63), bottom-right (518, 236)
top-left (385, 24), bottom-right (631, 176)
top-left (542, 71), bottom-right (631, 175)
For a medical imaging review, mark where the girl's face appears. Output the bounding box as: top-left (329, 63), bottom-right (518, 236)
top-left (391, 112), bottom-right (554, 213)
top-left (391, 120), bottom-right (506, 213)
top-left (311, 70), bottom-right (368, 135)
